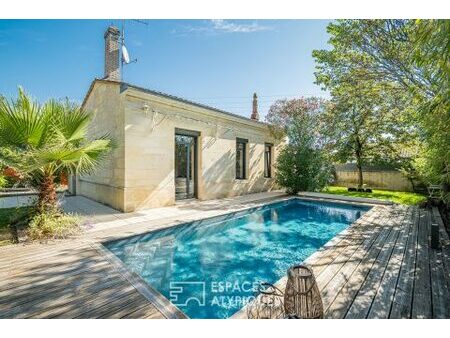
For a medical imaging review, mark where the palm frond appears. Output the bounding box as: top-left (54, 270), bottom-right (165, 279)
top-left (0, 87), bottom-right (50, 149)
top-left (0, 89), bottom-right (114, 188)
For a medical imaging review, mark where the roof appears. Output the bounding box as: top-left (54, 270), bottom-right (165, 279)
top-left (120, 82), bottom-right (268, 126)
top-left (81, 79), bottom-right (267, 127)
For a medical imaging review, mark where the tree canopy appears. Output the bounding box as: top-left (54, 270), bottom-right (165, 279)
top-left (313, 19), bottom-right (449, 192)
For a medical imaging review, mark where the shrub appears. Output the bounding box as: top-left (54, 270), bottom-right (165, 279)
top-left (276, 144), bottom-right (333, 194)
top-left (266, 97), bottom-right (334, 194)
top-left (27, 211), bottom-right (80, 240)
top-left (0, 175), bottom-right (7, 189)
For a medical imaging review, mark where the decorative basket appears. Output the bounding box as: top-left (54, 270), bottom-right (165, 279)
top-left (247, 282), bottom-right (285, 319)
top-left (283, 264), bottom-right (324, 319)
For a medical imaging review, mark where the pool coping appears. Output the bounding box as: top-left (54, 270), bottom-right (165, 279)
top-left (92, 242), bottom-right (188, 319)
top-left (297, 191), bottom-right (393, 205)
top-left (93, 195), bottom-right (381, 319)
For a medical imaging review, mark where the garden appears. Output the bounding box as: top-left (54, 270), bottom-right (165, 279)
top-left (0, 89), bottom-right (113, 245)
top-left (0, 19), bottom-right (448, 246)
top-left (267, 20), bottom-right (448, 230)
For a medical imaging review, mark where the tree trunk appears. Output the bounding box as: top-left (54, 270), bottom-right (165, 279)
top-left (408, 177), bottom-right (416, 192)
top-left (355, 139), bottom-right (364, 189)
top-left (37, 174), bottom-right (57, 213)
top-left (356, 163), bottom-right (363, 189)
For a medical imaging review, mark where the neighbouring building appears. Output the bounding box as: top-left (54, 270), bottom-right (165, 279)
top-left (73, 26), bottom-right (282, 212)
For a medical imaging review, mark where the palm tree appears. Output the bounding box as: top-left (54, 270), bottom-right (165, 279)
top-left (0, 88), bottom-right (113, 213)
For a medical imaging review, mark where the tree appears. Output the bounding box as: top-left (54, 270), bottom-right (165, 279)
top-left (320, 78), bottom-right (411, 188)
top-left (313, 19), bottom-right (449, 190)
top-left (0, 88), bottom-right (113, 213)
top-left (266, 97), bottom-right (333, 194)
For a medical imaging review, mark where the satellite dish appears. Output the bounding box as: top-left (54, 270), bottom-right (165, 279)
top-left (122, 45), bottom-right (130, 64)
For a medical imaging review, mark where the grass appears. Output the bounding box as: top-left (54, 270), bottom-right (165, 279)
top-left (322, 186), bottom-right (427, 205)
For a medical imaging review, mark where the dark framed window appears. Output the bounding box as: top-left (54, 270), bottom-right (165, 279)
top-left (236, 138), bottom-right (248, 179)
top-left (264, 143), bottom-right (273, 178)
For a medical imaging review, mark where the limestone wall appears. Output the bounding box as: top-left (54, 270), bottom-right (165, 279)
top-left (122, 88), bottom-right (281, 211)
top-left (335, 170), bottom-right (413, 192)
top-left (77, 81), bottom-right (126, 210)
top-left (77, 81), bottom-right (282, 212)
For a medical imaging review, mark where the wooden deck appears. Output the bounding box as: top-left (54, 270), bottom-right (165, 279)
top-left (232, 204), bottom-right (450, 319)
top-left (0, 196), bottom-right (449, 319)
top-left (314, 204), bottom-right (450, 319)
top-left (0, 241), bottom-right (167, 318)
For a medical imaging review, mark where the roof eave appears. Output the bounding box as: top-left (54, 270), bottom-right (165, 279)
top-left (120, 82), bottom-right (269, 127)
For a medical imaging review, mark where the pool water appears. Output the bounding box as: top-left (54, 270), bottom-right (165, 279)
top-left (105, 199), bottom-right (370, 319)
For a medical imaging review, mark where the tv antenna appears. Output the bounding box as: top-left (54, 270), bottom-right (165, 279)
top-left (120, 19), bottom-right (148, 77)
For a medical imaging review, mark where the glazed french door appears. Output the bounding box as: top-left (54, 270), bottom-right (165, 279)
top-left (175, 132), bottom-right (197, 200)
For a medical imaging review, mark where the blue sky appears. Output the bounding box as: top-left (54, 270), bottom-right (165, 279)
top-left (0, 19), bottom-right (331, 119)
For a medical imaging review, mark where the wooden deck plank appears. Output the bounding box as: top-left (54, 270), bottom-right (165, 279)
top-left (75, 290), bottom-right (149, 319)
top-left (30, 281), bottom-right (138, 319)
top-left (429, 208), bottom-right (450, 318)
top-left (325, 209), bottom-right (403, 318)
top-left (114, 303), bottom-right (161, 319)
top-left (0, 262), bottom-right (114, 311)
top-left (367, 207), bottom-right (413, 318)
top-left (429, 242), bottom-right (450, 318)
top-left (0, 260), bottom-right (110, 294)
top-left (0, 241), bottom-right (89, 268)
top-left (411, 209), bottom-right (432, 319)
top-left (432, 207), bottom-right (450, 292)
top-left (345, 212), bottom-right (402, 319)
top-left (0, 245), bottom-right (105, 280)
top-left (2, 273), bottom-right (130, 318)
top-left (389, 207), bottom-right (420, 318)
top-left (321, 210), bottom-right (391, 314)
top-left (309, 209), bottom-right (381, 278)
top-left (313, 210), bottom-right (382, 288)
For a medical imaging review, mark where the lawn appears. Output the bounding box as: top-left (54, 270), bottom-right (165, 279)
top-left (323, 186), bottom-right (427, 205)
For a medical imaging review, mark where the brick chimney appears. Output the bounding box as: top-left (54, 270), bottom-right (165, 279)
top-left (251, 93), bottom-right (259, 121)
top-left (104, 26), bottom-right (121, 82)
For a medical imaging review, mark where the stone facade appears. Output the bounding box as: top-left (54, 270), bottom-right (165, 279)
top-left (77, 80), bottom-right (282, 212)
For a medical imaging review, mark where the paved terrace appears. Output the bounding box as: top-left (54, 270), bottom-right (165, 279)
top-left (0, 192), bottom-right (449, 319)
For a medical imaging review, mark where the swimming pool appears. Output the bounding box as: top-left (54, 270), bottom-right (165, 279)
top-left (105, 198), bottom-right (370, 319)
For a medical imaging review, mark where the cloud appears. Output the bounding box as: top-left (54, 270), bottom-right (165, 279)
top-left (173, 20), bottom-right (273, 36)
top-left (132, 40), bottom-right (143, 47)
top-left (210, 20), bottom-right (271, 33)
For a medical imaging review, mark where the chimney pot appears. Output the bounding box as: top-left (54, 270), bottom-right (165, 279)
top-left (104, 26), bottom-right (121, 82)
top-left (251, 92), bottom-right (259, 121)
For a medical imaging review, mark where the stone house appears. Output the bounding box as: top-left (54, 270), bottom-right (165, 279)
top-left (74, 26), bottom-right (282, 212)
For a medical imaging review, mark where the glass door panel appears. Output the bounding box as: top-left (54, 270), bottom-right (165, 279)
top-left (175, 134), bottom-right (196, 200)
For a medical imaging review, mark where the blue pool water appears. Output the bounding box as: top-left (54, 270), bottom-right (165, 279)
top-left (105, 198), bottom-right (370, 319)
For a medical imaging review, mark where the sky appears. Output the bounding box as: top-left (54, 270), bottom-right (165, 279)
top-left (0, 19), bottom-right (331, 119)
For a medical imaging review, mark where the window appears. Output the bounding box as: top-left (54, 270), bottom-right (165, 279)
top-left (236, 138), bottom-right (248, 179)
top-left (264, 143), bottom-right (272, 178)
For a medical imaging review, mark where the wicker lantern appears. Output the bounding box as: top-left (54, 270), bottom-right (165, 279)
top-left (284, 264), bottom-right (323, 319)
top-left (247, 282), bottom-right (284, 319)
